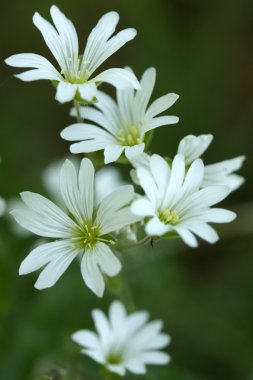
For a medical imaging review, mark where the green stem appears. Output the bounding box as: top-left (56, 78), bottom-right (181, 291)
top-left (73, 100), bottom-right (83, 123)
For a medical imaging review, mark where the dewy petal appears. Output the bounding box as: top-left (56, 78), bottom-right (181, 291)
top-left (19, 240), bottom-right (78, 275)
top-left (5, 53), bottom-right (62, 81)
top-left (35, 245), bottom-right (78, 289)
top-left (104, 144), bottom-right (124, 164)
top-left (146, 93), bottom-right (179, 119)
top-left (177, 134), bottom-right (213, 165)
top-left (56, 82), bottom-right (77, 103)
top-left (92, 68), bottom-right (141, 90)
top-left (81, 249), bottom-right (105, 297)
top-left (78, 83), bottom-right (97, 102)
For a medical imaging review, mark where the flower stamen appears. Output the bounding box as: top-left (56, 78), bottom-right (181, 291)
top-left (157, 209), bottom-right (179, 225)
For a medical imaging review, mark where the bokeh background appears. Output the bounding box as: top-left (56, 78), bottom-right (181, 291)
top-left (1, 0), bottom-right (253, 379)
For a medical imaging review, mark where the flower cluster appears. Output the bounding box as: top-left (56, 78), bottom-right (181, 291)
top-left (5, 4), bottom-right (245, 378)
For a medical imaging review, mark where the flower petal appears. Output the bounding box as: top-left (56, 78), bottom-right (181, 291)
top-left (141, 351), bottom-right (171, 365)
top-left (134, 67), bottom-right (156, 120)
top-left (95, 243), bottom-right (122, 277)
top-left (78, 82), bottom-right (97, 102)
top-left (71, 330), bottom-right (100, 350)
top-left (19, 240), bottom-right (78, 275)
top-left (33, 10), bottom-right (66, 70)
top-left (61, 123), bottom-right (114, 143)
top-left (78, 158), bottom-right (95, 221)
top-left (173, 226), bottom-right (198, 247)
top-left (146, 93), bottom-right (179, 119)
top-left (81, 249), bottom-right (105, 297)
top-left (50, 5), bottom-right (79, 59)
top-left (35, 245), bottom-right (78, 289)
top-left (84, 10), bottom-right (136, 74)
top-left (131, 198), bottom-right (155, 217)
top-left (177, 134), bottom-right (213, 164)
top-left (145, 217), bottom-right (170, 236)
top-left (104, 144), bottom-right (124, 164)
top-left (93, 68), bottom-right (140, 90)
top-left (56, 82), bottom-right (77, 103)
top-left (144, 115), bottom-right (179, 132)
top-left (5, 53), bottom-right (62, 81)
top-left (11, 192), bottom-right (76, 238)
top-left (70, 140), bottom-right (108, 154)
top-left (83, 11), bottom-right (120, 71)
top-left (125, 144), bottom-right (145, 159)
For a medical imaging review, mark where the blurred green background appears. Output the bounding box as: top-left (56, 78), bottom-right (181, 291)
top-left (1, 0), bottom-right (253, 379)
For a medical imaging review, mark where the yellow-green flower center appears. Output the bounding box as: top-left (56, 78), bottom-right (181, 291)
top-left (61, 54), bottom-right (91, 84)
top-left (117, 124), bottom-right (142, 146)
top-left (106, 352), bottom-right (123, 365)
top-left (157, 209), bottom-right (180, 225)
top-left (73, 222), bottom-right (114, 250)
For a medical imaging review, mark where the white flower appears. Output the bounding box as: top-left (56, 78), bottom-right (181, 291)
top-left (131, 154), bottom-right (236, 247)
top-left (61, 67), bottom-right (179, 163)
top-left (72, 300), bottom-right (171, 376)
top-left (177, 134), bottom-right (245, 191)
top-left (5, 6), bottom-right (140, 103)
top-left (11, 158), bottom-right (138, 297)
